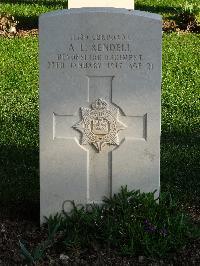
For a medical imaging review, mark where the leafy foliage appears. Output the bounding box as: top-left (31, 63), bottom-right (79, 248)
top-left (20, 188), bottom-right (198, 263)
top-left (19, 220), bottom-right (60, 264)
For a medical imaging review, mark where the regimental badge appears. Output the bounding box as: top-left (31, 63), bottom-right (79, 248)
top-left (73, 98), bottom-right (126, 152)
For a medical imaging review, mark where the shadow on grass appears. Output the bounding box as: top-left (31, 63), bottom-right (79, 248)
top-left (0, 135), bottom-right (199, 221)
top-left (1, 0), bottom-right (67, 30)
top-left (161, 136), bottom-right (200, 206)
top-left (0, 144), bottom-right (39, 221)
top-left (0, 201), bottom-right (40, 223)
top-left (16, 15), bottom-right (38, 29)
top-left (3, 3), bottom-right (183, 30)
top-left (0, 0), bottom-right (67, 8)
top-left (1, 1), bottom-right (180, 14)
top-left (135, 3), bottom-right (181, 14)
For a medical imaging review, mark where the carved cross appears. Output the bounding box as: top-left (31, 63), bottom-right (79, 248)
top-left (53, 76), bottom-right (147, 203)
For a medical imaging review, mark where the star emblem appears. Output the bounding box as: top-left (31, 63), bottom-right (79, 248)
top-left (73, 98), bottom-right (126, 152)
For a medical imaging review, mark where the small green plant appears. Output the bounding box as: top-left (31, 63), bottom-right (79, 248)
top-left (182, 2), bottom-right (200, 16)
top-left (19, 219), bottom-right (60, 264)
top-left (177, 2), bottom-right (200, 31)
top-left (19, 240), bottom-right (45, 265)
top-left (20, 187), bottom-right (198, 264)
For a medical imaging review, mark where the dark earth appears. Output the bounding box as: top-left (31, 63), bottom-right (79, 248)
top-left (0, 203), bottom-right (200, 265)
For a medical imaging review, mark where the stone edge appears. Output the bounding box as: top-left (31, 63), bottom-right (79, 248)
top-left (39, 8), bottom-right (161, 21)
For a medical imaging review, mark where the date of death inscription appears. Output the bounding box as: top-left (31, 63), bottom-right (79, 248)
top-left (47, 33), bottom-right (154, 72)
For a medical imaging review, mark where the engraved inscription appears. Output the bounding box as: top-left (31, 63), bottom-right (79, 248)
top-left (73, 98), bottom-right (126, 152)
top-left (47, 33), bottom-right (154, 72)
top-left (70, 33), bottom-right (131, 41)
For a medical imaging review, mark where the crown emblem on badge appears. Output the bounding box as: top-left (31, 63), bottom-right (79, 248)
top-left (73, 98), bottom-right (126, 152)
top-left (91, 98), bottom-right (108, 110)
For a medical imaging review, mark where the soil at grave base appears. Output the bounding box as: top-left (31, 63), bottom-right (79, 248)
top-left (0, 203), bottom-right (200, 266)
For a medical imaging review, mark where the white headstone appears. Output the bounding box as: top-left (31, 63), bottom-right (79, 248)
top-left (69, 0), bottom-right (134, 9)
top-left (40, 8), bottom-right (161, 222)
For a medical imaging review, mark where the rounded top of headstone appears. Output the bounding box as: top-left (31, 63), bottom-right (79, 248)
top-left (40, 8), bottom-right (161, 22)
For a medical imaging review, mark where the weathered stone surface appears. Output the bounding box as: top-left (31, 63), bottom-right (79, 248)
top-left (40, 8), bottom-right (162, 222)
top-left (68, 0), bottom-right (134, 9)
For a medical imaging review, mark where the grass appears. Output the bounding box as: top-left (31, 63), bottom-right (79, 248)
top-left (0, 0), bottom-right (67, 28)
top-left (161, 33), bottom-right (200, 205)
top-left (0, 0), bottom-right (199, 22)
top-left (0, 37), bottom-right (39, 202)
top-left (0, 0), bottom-right (67, 16)
top-left (0, 0), bottom-right (66, 17)
top-left (162, 33), bottom-right (200, 137)
top-left (135, 0), bottom-right (200, 18)
top-left (0, 37), bottom-right (38, 147)
top-left (161, 141), bottom-right (199, 204)
top-left (161, 33), bottom-right (200, 204)
top-left (0, 33), bottom-right (199, 206)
